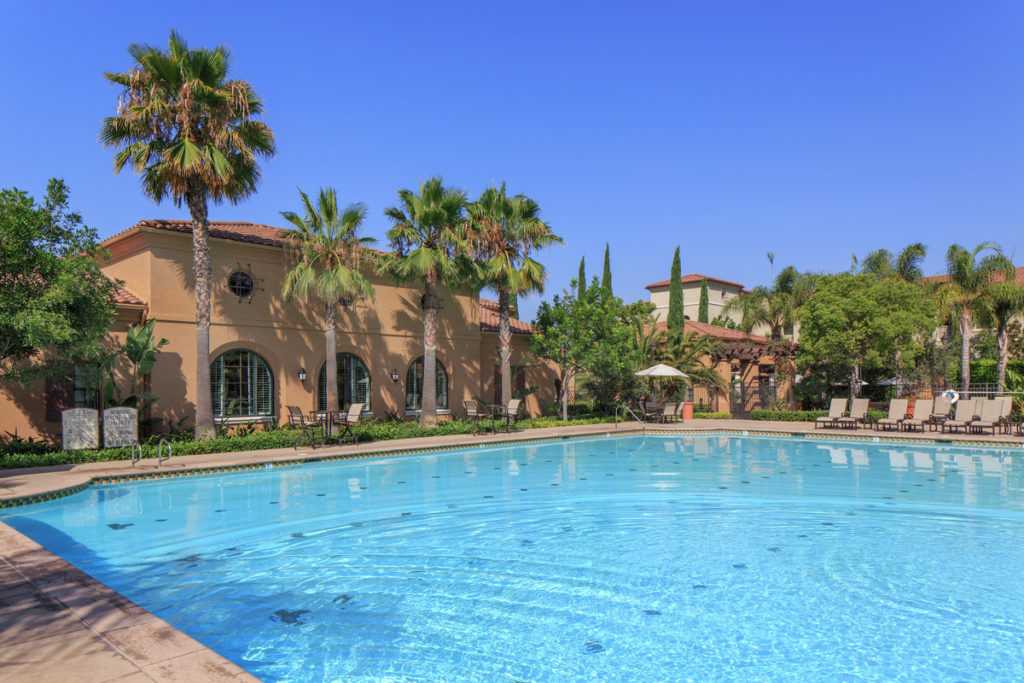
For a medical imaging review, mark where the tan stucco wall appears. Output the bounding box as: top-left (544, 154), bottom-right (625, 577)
top-left (1, 227), bottom-right (558, 442)
top-left (649, 281), bottom-right (744, 325)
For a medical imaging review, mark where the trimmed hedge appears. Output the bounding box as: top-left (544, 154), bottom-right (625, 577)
top-left (690, 412), bottom-right (733, 419)
top-left (0, 415), bottom-right (618, 471)
top-left (750, 409), bottom-right (827, 421)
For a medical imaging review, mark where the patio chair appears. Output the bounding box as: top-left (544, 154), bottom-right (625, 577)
top-left (334, 403), bottom-right (365, 444)
top-left (815, 398), bottom-right (847, 429)
top-left (875, 399), bottom-right (909, 432)
top-left (901, 399), bottom-right (933, 432)
top-left (660, 402), bottom-right (678, 423)
top-left (969, 399), bottom-right (1002, 435)
top-left (287, 405), bottom-right (321, 449)
top-left (500, 398), bottom-right (522, 432)
top-left (929, 396), bottom-right (953, 431)
top-left (942, 398), bottom-right (980, 434)
top-left (996, 396), bottom-right (1013, 434)
top-left (838, 398), bottom-right (870, 430)
top-left (464, 399), bottom-right (483, 434)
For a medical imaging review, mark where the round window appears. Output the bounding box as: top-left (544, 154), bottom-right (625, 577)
top-left (228, 271), bottom-right (254, 298)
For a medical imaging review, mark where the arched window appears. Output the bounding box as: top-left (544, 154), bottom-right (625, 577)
top-left (406, 357), bottom-right (448, 411)
top-left (210, 350), bottom-right (273, 417)
top-left (318, 353), bottom-right (370, 412)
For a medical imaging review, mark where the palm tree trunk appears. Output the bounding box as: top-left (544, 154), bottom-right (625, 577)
top-left (186, 191), bottom-right (216, 441)
top-left (562, 368), bottom-right (573, 421)
top-left (498, 288), bottom-right (513, 408)
top-left (325, 301), bottom-right (339, 415)
top-left (997, 319), bottom-right (1009, 392)
top-left (421, 272), bottom-right (438, 427)
top-left (960, 311), bottom-right (971, 394)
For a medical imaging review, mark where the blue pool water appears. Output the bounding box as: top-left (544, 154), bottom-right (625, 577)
top-left (4, 434), bottom-right (1024, 681)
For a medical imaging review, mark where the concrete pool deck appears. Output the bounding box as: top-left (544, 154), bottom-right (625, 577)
top-left (2, 419), bottom-right (1022, 681)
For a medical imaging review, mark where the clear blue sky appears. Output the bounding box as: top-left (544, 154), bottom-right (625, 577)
top-left (3, 1), bottom-right (1023, 321)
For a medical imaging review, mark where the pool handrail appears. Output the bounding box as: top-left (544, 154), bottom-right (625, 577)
top-left (615, 405), bottom-right (646, 435)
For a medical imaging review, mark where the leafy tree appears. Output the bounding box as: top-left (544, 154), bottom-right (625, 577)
top-left (855, 242), bottom-right (927, 281)
top-left (667, 246), bottom-right (685, 329)
top-left (531, 279), bottom-right (636, 419)
top-left (468, 183), bottom-right (561, 408)
top-left (0, 179), bottom-right (118, 380)
top-left (621, 301), bottom-right (665, 369)
top-left (724, 261), bottom-right (808, 339)
top-left (1007, 320), bottom-right (1024, 361)
top-left (601, 243), bottom-right (612, 300)
top-left (698, 277), bottom-right (710, 323)
top-left (577, 256), bottom-right (586, 301)
top-left (101, 31), bottom-right (276, 440)
top-left (937, 242), bottom-right (1014, 392)
top-left (979, 280), bottom-right (1024, 390)
top-left (797, 273), bottom-right (935, 399)
top-left (281, 187), bottom-right (376, 414)
top-left (381, 177), bottom-right (471, 426)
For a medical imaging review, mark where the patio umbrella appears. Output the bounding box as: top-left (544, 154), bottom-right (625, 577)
top-left (877, 377), bottom-right (909, 386)
top-left (634, 364), bottom-right (688, 403)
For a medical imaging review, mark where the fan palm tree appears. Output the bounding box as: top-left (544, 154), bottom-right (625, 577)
top-left (724, 263), bottom-right (807, 340)
top-left (856, 242), bottom-right (927, 281)
top-left (381, 177), bottom-right (471, 427)
top-left (468, 183), bottom-right (562, 407)
top-left (659, 330), bottom-right (727, 398)
top-left (101, 30), bottom-right (276, 439)
top-left (979, 279), bottom-right (1024, 391)
top-left (939, 242), bottom-right (1015, 393)
top-left (281, 188), bottom-right (375, 415)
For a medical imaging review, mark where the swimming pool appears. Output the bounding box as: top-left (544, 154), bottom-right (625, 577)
top-left (4, 434), bottom-right (1024, 681)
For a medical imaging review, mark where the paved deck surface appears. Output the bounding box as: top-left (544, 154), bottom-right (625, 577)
top-left (1, 419), bottom-right (1021, 681)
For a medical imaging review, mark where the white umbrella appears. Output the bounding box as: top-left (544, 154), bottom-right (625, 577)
top-left (877, 377), bottom-right (909, 386)
top-left (634, 363), bottom-right (688, 378)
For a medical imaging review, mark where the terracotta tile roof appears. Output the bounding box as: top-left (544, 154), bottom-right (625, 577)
top-left (135, 219), bottom-right (290, 248)
top-left (645, 273), bottom-right (747, 290)
top-left (652, 319), bottom-right (773, 343)
top-left (112, 282), bottom-right (147, 308)
top-left (479, 298), bottom-right (536, 335)
top-left (922, 266), bottom-right (1024, 285)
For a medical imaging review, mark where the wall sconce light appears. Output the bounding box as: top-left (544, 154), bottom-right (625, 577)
top-left (390, 369), bottom-right (399, 382)
top-left (298, 367), bottom-right (307, 382)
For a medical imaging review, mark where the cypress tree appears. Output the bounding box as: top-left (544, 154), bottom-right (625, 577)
top-left (698, 277), bottom-right (710, 323)
top-left (667, 246), bottom-right (685, 329)
top-left (601, 243), bottom-right (612, 299)
top-left (577, 256), bottom-right (586, 301)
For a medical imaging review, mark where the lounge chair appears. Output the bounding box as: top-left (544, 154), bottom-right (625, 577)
top-left (942, 398), bottom-right (980, 434)
top-left (996, 396), bottom-right (1014, 434)
top-left (500, 398), bottom-right (522, 432)
top-left (464, 399), bottom-right (483, 434)
top-left (875, 399), bottom-right (908, 432)
top-left (929, 396), bottom-right (953, 431)
top-left (334, 403), bottom-right (364, 443)
top-left (815, 398), bottom-right (847, 429)
top-left (901, 399), bottom-right (933, 432)
top-left (969, 399), bottom-right (1002, 435)
top-left (287, 405), bottom-right (321, 449)
top-left (838, 398), bottom-right (870, 430)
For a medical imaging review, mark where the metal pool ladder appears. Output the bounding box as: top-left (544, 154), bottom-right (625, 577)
top-left (130, 439), bottom-right (172, 468)
top-left (615, 405), bottom-right (646, 436)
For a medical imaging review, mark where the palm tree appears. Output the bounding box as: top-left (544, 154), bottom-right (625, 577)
top-left (659, 330), bottom-right (727, 400)
top-left (979, 279), bottom-right (1024, 391)
top-left (468, 183), bottom-right (562, 408)
top-left (940, 242), bottom-right (1014, 393)
top-left (856, 243), bottom-right (927, 281)
top-left (381, 177), bottom-right (471, 427)
top-left (101, 31), bottom-right (275, 440)
top-left (281, 188), bottom-right (375, 415)
top-left (724, 262), bottom-right (807, 340)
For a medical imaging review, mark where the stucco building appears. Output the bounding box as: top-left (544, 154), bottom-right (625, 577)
top-left (1, 220), bottom-right (557, 442)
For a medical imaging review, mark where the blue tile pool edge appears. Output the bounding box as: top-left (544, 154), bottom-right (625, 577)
top-left (1, 427), bottom-right (1021, 509)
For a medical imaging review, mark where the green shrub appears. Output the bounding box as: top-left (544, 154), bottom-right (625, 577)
top-left (690, 411), bottom-right (732, 419)
top-left (750, 409), bottom-right (827, 421)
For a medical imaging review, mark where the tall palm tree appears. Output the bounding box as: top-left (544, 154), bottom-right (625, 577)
top-left (101, 30), bottom-right (275, 440)
top-left (940, 242), bottom-right (1014, 393)
top-left (979, 279), bottom-right (1024, 391)
top-left (724, 263), bottom-right (807, 340)
top-left (856, 242), bottom-right (927, 281)
top-left (381, 177), bottom-right (471, 427)
top-left (281, 188), bottom-right (375, 415)
top-left (468, 183), bottom-right (562, 408)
